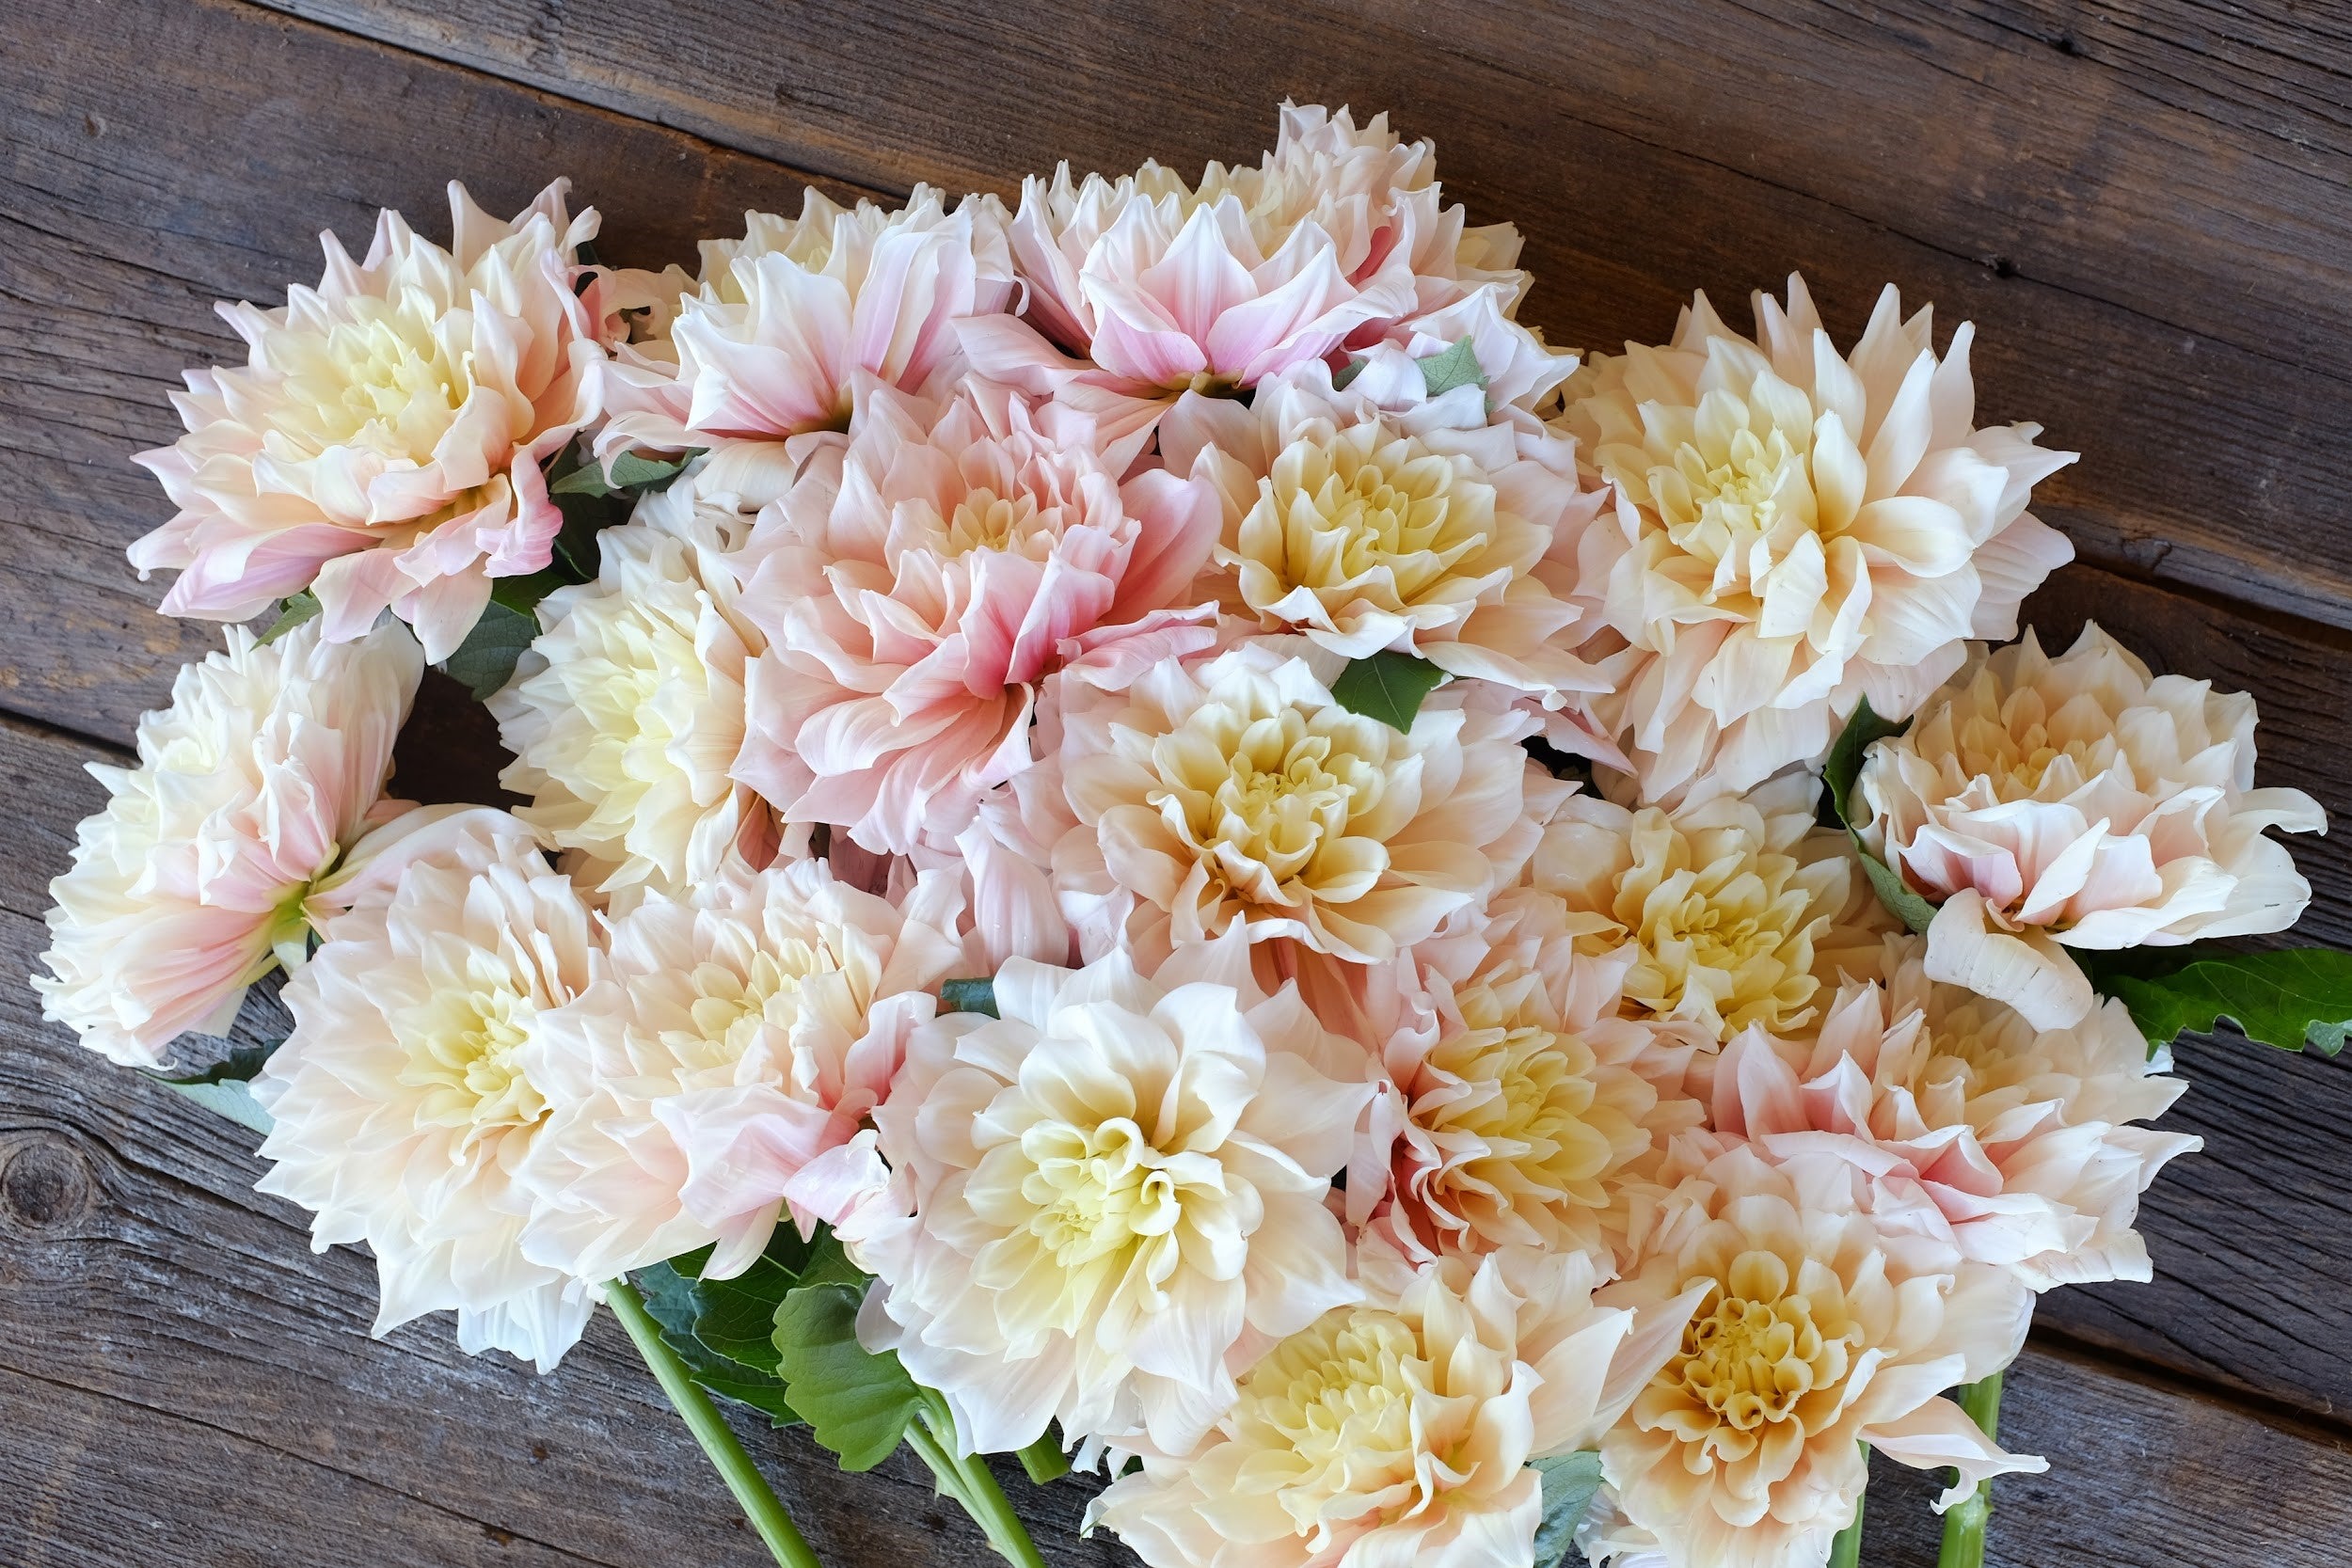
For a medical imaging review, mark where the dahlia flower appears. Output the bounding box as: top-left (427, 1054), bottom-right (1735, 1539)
top-left (1089, 1240), bottom-right (1694, 1568)
top-left (515, 860), bottom-right (963, 1284)
top-left (1046, 641), bottom-right (1545, 967)
top-left (1713, 933), bottom-right (2200, 1288)
top-left (1527, 773), bottom-right (1891, 1049)
top-left (1365, 889), bottom-right (1695, 1267)
top-left (490, 478), bottom-right (776, 900)
top-left (835, 930), bottom-right (1372, 1454)
top-left (1157, 343), bottom-right (1613, 728)
top-left (1560, 275), bottom-right (2077, 803)
top-left (964, 103), bottom-right (1569, 456)
top-left (131, 182), bottom-right (615, 660)
top-left (253, 810), bottom-right (597, 1372)
top-left (1856, 622), bottom-right (2328, 1029)
top-left (732, 380), bottom-right (1219, 855)
top-left (594, 185), bottom-right (1014, 505)
top-left (35, 619), bottom-right (421, 1068)
top-left (1596, 1143), bottom-right (2042, 1568)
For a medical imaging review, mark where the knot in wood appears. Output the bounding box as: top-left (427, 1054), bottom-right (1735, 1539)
top-left (0, 1132), bottom-right (95, 1231)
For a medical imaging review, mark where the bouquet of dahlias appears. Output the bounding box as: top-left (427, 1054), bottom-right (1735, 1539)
top-left (37, 105), bottom-right (2350, 1568)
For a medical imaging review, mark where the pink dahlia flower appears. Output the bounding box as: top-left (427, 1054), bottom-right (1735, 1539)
top-left (964, 103), bottom-right (1561, 460)
top-left (593, 186), bottom-right (1015, 505)
top-left (131, 182), bottom-right (616, 660)
top-left (732, 380), bottom-right (1220, 855)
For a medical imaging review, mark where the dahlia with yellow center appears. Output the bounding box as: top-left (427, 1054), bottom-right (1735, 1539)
top-left (490, 478), bottom-right (777, 901)
top-left (1050, 641), bottom-right (1542, 968)
top-left (253, 810), bottom-right (598, 1372)
top-left (834, 930), bottom-right (1371, 1455)
top-left (1855, 621), bottom-right (2327, 1029)
top-left (1528, 773), bottom-right (1888, 1049)
top-left (1560, 274), bottom-right (2076, 804)
top-left (514, 860), bottom-right (963, 1284)
top-left (1711, 932), bottom-right (2201, 1289)
top-left (1155, 341), bottom-right (1613, 736)
top-left (1089, 1239), bottom-right (1694, 1568)
top-left (1364, 890), bottom-right (1696, 1267)
top-left (1595, 1144), bottom-right (2043, 1568)
top-left (132, 182), bottom-right (618, 659)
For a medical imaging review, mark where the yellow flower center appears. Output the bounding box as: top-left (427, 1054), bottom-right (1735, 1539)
top-left (1241, 429), bottom-right (1495, 627)
top-left (1229, 1307), bottom-right (1430, 1534)
top-left (1022, 1117), bottom-right (1188, 1266)
top-left (1418, 993), bottom-right (1613, 1205)
top-left (1651, 1251), bottom-right (1858, 1462)
top-left (1149, 705), bottom-right (1388, 907)
top-left (945, 487), bottom-right (1045, 557)
top-left (1613, 813), bottom-right (1823, 1041)
top-left (278, 296), bottom-right (469, 456)
top-left (399, 973), bottom-right (547, 1139)
top-left (660, 945), bottom-right (822, 1084)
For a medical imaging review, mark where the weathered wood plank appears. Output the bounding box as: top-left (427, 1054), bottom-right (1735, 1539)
top-left (252, 0), bottom-right (2352, 627)
top-left (0, 0), bottom-right (874, 746)
top-left (5, 670), bottom-right (2350, 1562)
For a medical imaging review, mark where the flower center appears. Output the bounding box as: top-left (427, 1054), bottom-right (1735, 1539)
top-left (1419, 1003), bottom-right (1611, 1199)
top-left (1657, 1253), bottom-right (1857, 1457)
top-left (945, 486), bottom-right (1046, 556)
top-left (1020, 1117), bottom-right (1189, 1266)
top-left (397, 974), bottom-right (547, 1139)
top-left (1150, 705), bottom-right (1386, 907)
top-left (1613, 818), bottom-right (1820, 1040)
top-left (280, 298), bottom-right (469, 455)
top-left (660, 945), bottom-right (820, 1083)
top-left (1231, 1307), bottom-right (1430, 1534)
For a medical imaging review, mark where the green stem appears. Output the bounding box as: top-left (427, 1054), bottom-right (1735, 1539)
top-left (1015, 1430), bottom-right (1070, 1484)
top-left (606, 1278), bottom-right (824, 1568)
top-left (1828, 1441), bottom-right (1869, 1568)
top-left (1936, 1374), bottom-right (2006, 1568)
top-left (904, 1398), bottom-right (1049, 1568)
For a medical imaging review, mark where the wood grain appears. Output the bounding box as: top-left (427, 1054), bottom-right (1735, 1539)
top-left (253, 0), bottom-right (2352, 628)
top-left (0, 0), bottom-right (871, 747)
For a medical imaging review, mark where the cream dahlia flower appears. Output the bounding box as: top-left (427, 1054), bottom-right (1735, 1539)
top-left (733, 380), bottom-right (1220, 856)
top-left (1713, 933), bottom-right (2200, 1288)
top-left (1048, 641), bottom-right (1545, 967)
top-left (1364, 890), bottom-right (1697, 1267)
top-left (594, 185), bottom-right (1014, 505)
top-left (490, 478), bottom-right (776, 901)
top-left (1857, 621), bottom-right (2327, 1029)
top-left (514, 860), bottom-right (962, 1284)
top-left (1561, 275), bottom-right (2077, 803)
top-left (1156, 344), bottom-right (1613, 727)
top-left (1597, 1143), bottom-right (2043, 1568)
top-left (1528, 773), bottom-right (1890, 1050)
top-left (1089, 1239), bottom-right (1694, 1568)
top-left (131, 182), bottom-right (615, 659)
top-left (835, 931), bottom-right (1372, 1454)
top-left (35, 619), bottom-right (421, 1068)
top-left (253, 810), bottom-right (597, 1372)
top-left (965, 103), bottom-right (1568, 457)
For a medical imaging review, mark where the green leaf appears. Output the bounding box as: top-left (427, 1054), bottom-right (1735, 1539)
top-left (1331, 651), bottom-right (1447, 733)
top-left (1417, 338), bottom-right (1488, 398)
top-left (145, 1040), bottom-right (280, 1135)
top-left (1531, 1450), bottom-right (1605, 1568)
top-left (261, 592), bottom-right (322, 644)
top-left (437, 599), bottom-right (539, 701)
top-left (940, 977), bottom-right (1000, 1018)
top-left (2094, 946), bottom-right (2352, 1054)
top-left (772, 1280), bottom-right (926, 1471)
top-left (1820, 696), bottom-right (1910, 833)
top-left (1819, 697), bottom-right (1937, 933)
top-left (631, 1227), bottom-right (830, 1427)
top-left (549, 449), bottom-right (697, 498)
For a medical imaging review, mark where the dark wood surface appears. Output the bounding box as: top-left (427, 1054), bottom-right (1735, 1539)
top-left (5, 1), bottom-right (2350, 1563)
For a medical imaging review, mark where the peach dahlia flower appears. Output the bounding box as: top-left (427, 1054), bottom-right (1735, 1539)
top-left (515, 861), bottom-right (963, 1284)
top-left (1089, 1239), bottom-right (1694, 1568)
top-left (254, 810), bottom-right (598, 1372)
top-left (836, 930), bottom-right (1373, 1455)
top-left (35, 619), bottom-right (421, 1068)
top-left (1596, 1143), bottom-right (2042, 1568)
top-left (1157, 344), bottom-right (1613, 731)
top-left (1856, 622), bottom-right (2327, 1029)
top-left (1528, 773), bottom-right (1891, 1050)
top-left (1046, 641), bottom-right (1546, 968)
top-left (132, 182), bottom-right (615, 659)
top-left (733, 381), bottom-right (1219, 855)
top-left (965, 104), bottom-right (1565, 456)
top-left (1561, 276), bottom-right (2077, 804)
top-left (594, 185), bottom-right (1014, 505)
top-left (490, 478), bottom-right (776, 902)
top-left (1712, 933), bottom-right (2200, 1289)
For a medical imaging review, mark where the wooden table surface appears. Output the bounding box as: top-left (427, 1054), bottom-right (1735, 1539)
top-left (7, 2), bottom-right (2352, 1563)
